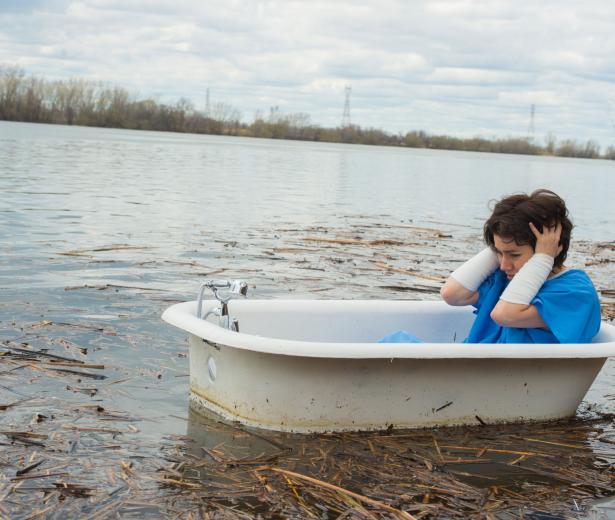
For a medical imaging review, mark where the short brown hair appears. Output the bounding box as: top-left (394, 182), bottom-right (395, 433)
top-left (483, 189), bottom-right (572, 269)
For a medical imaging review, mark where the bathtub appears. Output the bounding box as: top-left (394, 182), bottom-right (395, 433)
top-left (162, 299), bottom-right (615, 433)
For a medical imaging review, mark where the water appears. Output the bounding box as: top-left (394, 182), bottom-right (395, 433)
top-left (0, 121), bottom-right (614, 515)
top-left (3, 121), bottom-right (614, 241)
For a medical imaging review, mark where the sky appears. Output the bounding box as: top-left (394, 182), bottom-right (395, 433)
top-left (2, 0), bottom-right (615, 148)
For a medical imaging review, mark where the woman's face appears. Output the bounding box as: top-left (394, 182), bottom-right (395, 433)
top-left (493, 235), bottom-right (534, 280)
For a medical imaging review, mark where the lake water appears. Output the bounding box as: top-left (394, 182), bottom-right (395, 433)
top-left (0, 121), bottom-right (614, 516)
top-left (2, 121), bottom-right (614, 243)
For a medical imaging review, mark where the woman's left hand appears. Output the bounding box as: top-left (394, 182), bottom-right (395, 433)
top-left (529, 221), bottom-right (563, 258)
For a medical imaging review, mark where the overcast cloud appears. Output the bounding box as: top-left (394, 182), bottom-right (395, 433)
top-left (1, 0), bottom-right (615, 146)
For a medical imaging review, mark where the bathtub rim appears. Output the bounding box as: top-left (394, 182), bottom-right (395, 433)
top-left (161, 299), bottom-right (615, 360)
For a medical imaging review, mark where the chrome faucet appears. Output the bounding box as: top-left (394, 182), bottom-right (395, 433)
top-left (197, 279), bottom-right (248, 332)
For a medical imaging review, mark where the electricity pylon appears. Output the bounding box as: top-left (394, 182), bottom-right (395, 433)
top-left (527, 103), bottom-right (535, 138)
top-left (341, 85), bottom-right (351, 128)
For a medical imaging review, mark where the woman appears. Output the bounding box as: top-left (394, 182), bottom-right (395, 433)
top-left (441, 189), bottom-right (601, 343)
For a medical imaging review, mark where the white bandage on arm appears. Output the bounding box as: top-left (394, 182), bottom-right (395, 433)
top-left (500, 253), bottom-right (554, 305)
top-left (450, 247), bottom-right (499, 292)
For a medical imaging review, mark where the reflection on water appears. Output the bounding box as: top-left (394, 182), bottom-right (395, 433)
top-left (186, 406), bottom-right (291, 460)
top-left (185, 404), bottom-right (612, 489)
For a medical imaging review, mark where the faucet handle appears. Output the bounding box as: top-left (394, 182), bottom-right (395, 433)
top-left (206, 279), bottom-right (232, 289)
top-left (229, 280), bottom-right (248, 297)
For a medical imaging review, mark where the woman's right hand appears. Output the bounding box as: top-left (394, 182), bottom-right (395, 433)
top-left (530, 221), bottom-right (563, 258)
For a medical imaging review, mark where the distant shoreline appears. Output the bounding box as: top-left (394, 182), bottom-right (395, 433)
top-left (1, 65), bottom-right (613, 160)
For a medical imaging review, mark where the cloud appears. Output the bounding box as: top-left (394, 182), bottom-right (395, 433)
top-left (0, 0), bottom-right (614, 146)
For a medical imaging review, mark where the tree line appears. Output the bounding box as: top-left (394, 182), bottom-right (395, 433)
top-left (1, 66), bottom-right (613, 160)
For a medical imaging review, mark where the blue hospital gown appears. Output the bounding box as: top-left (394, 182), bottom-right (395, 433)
top-left (465, 269), bottom-right (601, 344)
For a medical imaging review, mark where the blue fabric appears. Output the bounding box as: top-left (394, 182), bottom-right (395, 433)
top-left (464, 269), bottom-right (601, 344)
top-left (378, 330), bottom-right (422, 343)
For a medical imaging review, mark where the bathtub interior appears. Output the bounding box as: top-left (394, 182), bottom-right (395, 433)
top-left (218, 300), bottom-right (475, 343)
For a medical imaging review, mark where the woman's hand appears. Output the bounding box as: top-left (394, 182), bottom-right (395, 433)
top-left (530, 221), bottom-right (563, 258)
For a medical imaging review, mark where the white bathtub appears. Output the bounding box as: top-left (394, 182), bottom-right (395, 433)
top-left (162, 299), bottom-right (615, 433)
